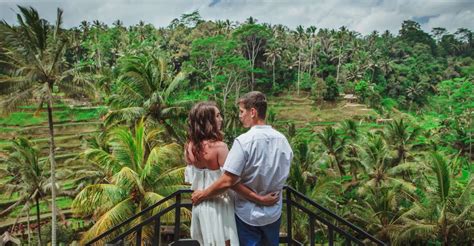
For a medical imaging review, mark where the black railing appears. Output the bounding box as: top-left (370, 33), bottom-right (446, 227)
top-left (86, 187), bottom-right (386, 246)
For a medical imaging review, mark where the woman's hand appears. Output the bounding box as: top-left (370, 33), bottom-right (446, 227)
top-left (257, 192), bottom-right (279, 206)
top-left (192, 190), bottom-right (205, 205)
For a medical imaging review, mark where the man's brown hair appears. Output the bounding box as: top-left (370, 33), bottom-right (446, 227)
top-left (238, 91), bottom-right (267, 120)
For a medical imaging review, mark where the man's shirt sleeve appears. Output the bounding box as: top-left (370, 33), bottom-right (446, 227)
top-left (223, 139), bottom-right (246, 176)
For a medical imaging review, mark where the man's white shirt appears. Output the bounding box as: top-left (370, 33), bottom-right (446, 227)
top-left (223, 125), bottom-right (293, 226)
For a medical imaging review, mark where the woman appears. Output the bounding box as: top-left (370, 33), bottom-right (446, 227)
top-left (184, 102), bottom-right (274, 245)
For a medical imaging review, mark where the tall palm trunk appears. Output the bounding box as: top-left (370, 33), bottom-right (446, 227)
top-left (392, 146), bottom-right (405, 166)
top-left (27, 203), bottom-right (31, 245)
top-left (349, 147), bottom-right (359, 182)
top-left (250, 59), bottom-right (255, 91)
top-left (330, 150), bottom-right (345, 176)
top-left (35, 196), bottom-right (42, 246)
top-left (334, 154), bottom-right (346, 176)
top-left (336, 45), bottom-right (342, 84)
top-left (272, 58), bottom-right (276, 89)
top-left (297, 45), bottom-right (302, 95)
top-left (309, 42), bottom-right (314, 77)
top-left (46, 87), bottom-right (57, 246)
top-left (440, 204), bottom-right (449, 246)
top-left (94, 32), bottom-right (102, 72)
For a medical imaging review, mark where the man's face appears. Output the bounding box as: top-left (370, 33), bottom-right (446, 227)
top-left (238, 103), bottom-right (254, 128)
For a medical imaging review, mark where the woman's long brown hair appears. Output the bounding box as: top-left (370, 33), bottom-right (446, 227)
top-left (186, 101), bottom-right (223, 161)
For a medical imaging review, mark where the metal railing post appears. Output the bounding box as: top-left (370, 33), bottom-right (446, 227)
top-left (309, 216), bottom-right (315, 246)
top-left (152, 217), bottom-right (161, 246)
top-left (174, 193), bottom-right (181, 243)
top-left (135, 227), bottom-right (142, 246)
top-left (286, 189), bottom-right (292, 245)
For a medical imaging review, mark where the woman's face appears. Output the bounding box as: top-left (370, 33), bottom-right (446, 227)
top-left (214, 107), bottom-right (223, 130)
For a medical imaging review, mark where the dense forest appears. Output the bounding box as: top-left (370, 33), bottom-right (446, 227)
top-left (0, 6), bottom-right (473, 245)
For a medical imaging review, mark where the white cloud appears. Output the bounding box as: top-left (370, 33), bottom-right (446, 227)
top-left (0, 0), bottom-right (473, 35)
top-left (354, 10), bottom-right (407, 34)
top-left (424, 10), bottom-right (474, 33)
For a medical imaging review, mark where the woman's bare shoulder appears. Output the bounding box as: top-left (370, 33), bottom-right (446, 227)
top-left (209, 140), bottom-right (228, 149)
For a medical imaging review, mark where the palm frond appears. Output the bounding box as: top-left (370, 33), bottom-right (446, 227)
top-left (456, 177), bottom-right (473, 206)
top-left (79, 198), bottom-right (137, 245)
top-left (388, 161), bottom-right (421, 175)
top-left (104, 107), bottom-right (146, 126)
top-left (109, 126), bottom-right (141, 171)
top-left (112, 167), bottom-right (142, 192)
top-left (72, 184), bottom-right (126, 217)
top-left (386, 177), bottom-right (417, 194)
top-left (143, 192), bottom-right (175, 222)
top-left (53, 8), bottom-right (63, 40)
top-left (164, 71), bottom-right (186, 100)
top-left (142, 145), bottom-right (184, 187)
top-left (392, 221), bottom-right (437, 246)
top-left (83, 148), bottom-right (121, 174)
top-left (0, 86), bottom-right (38, 114)
top-left (154, 167), bottom-right (186, 188)
top-left (430, 152), bottom-right (450, 202)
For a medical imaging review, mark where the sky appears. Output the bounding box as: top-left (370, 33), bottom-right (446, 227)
top-left (0, 0), bottom-right (473, 35)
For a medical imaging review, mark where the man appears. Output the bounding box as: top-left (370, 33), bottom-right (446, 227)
top-left (192, 91), bottom-right (293, 245)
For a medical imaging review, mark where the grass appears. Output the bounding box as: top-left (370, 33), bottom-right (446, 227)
top-left (0, 112), bottom-right (43, 126)
top-left (17, 103), bottom-right (68, 109)
top-left (62, 180), bottom-right (77, 191)
top-left (9, 196), bottom-right (73, 218)
top-left (0, 107), bottom-right (104, 128)
top-left (271, 93), bottom-right (379, 132)
top-left (0, 139), bottom-right (10, 146)
top-left (0, 127), bottom-right (15, 133)
top-left (0, 191), bottom-right (20, 206)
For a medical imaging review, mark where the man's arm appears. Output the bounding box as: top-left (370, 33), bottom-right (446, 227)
top-left (191, 171), bottom-right (239, 205)
top-left (232, 183), bottom-right (279, 206)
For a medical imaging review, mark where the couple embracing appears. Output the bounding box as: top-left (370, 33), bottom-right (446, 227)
top-left (184, 91), bottom-right (293, 246)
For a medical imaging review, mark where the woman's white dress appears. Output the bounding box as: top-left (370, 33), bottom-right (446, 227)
top-left (185, 165), bottom-right (239, 245)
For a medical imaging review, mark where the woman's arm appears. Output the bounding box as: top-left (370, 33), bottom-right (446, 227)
top-left (184, 142), bottom-right (192, 185)
top-left (184, 142), bottom-right (192, 164)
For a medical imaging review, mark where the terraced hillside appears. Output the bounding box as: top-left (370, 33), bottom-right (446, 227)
top-left (269, 92), bottom-right (381, 132)
top-left (0, 100), bottom-right (106, 231)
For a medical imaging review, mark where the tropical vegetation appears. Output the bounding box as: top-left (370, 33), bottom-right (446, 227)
top-left (0, 6), bottom-right (472, 245)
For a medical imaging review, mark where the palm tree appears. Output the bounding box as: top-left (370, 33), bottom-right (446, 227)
top-left (287, 168), bottom-right (341, 243)
top-left (341, 120), bottom-right (363, 182)
top-left (293, 25), bottom-right (307, 95)
top-left (384, 119), bottom-right (421, 165)
top-left (405, 81), bottom-right (429, 109)
top-left (316, 126), bottom-right (346, 176)
top-left (0, 7), bottom-right (95, 245)
top-left (306, 26), bottom-right (317, 77)
top-left (358, 133), bottom-right (419, 196)
top-left (335, 26), bottom-right (348, 85)
top-left (349, 187), bottom-right (405, 243)
top-left (105, 53), bottom-right (187, 144)
top-left (90, 20), bottom-right (107, 72)
top-left (393, 152), bottom-right (474, 245)
top-left (0, 138), bottom-right (49, 245)
top-left (72, 120), bottom-right (189, 244)
top-left (264, 44), bottom-right (282, 90)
